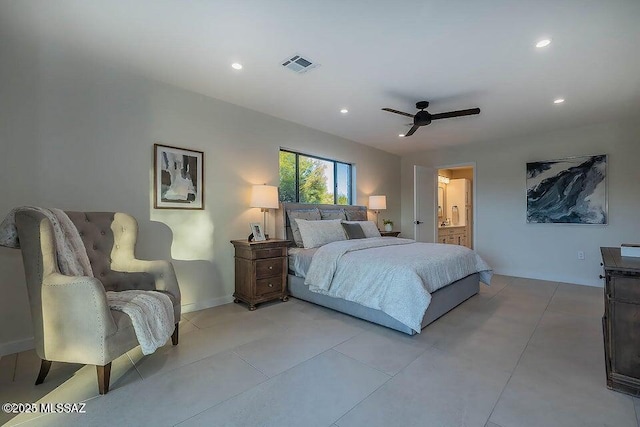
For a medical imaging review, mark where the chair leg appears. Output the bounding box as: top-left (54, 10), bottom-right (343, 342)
top-left (97, 363), bottom-right (112, 395)
top-left (171, 322), bottom-right (179, 345)
top-left (35, 359), bottom-right (52, 385)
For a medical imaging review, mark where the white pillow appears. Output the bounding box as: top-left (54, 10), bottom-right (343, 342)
top-left (342, 220), bottom-right (381, 238)
top-left (294, 219), bottom-right (347, 249)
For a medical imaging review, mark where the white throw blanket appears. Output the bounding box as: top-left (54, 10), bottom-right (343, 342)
top-left (0, 207), bottom-right (94, 277)
top-left (305, 238), bottom-right (493, 332)
top-left (107, 290), bottom-right (175, 355)
top-left (0, 207), bottom-right (174, 354)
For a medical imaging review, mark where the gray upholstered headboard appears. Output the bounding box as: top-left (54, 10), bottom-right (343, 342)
top-left (277, 202), bottom-right (369, 244)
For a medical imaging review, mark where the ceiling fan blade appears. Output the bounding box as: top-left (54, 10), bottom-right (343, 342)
top-left (430, 108), bottom-right (480, 120)
top-left (404, 125), bottom-right (420, 137)
top-left (382, 108), bottom-right (415, 118)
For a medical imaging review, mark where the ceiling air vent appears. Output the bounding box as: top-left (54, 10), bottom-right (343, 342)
top-left (281, 54), bottom-right (319, 74)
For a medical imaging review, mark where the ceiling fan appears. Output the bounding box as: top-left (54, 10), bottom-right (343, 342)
top-left (382, 101), bottom-right (480, 137)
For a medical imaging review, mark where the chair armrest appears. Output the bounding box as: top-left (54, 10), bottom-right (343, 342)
top-left (108, 213), bottom-right (180, 303)
top-left (114, 259), bottom-right (181, 303)
top-left (40, 273), bottom-right (118, 365)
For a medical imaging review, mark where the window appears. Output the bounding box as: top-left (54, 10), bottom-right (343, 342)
top-left (279, 150), bottom-right (352, 205)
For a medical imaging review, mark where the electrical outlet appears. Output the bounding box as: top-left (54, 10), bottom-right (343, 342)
top-left (577, 251), bottom-right (585, 260)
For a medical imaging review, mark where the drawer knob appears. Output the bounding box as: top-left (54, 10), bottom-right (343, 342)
top-left (268, 283), bottom-right (273, 288)
top-left (269, 266), bottom-right (273, 270)
top-left (599, 275), bottom-right (604, 279)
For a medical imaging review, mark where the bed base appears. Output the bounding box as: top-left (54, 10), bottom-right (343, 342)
top-left (287, 273), bottom-right (480, 335)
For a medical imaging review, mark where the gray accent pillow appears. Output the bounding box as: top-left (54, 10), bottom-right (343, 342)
top-left (345, 210), bottom-right (368, 221)
top-left (320, 209), bottom-right (346, 220)
top-left (342, 220), bottom-right (381, 238)
top-left (287, 208), bottom-right (321, 247)
top-left (342, 223), bottom-right (366, 239)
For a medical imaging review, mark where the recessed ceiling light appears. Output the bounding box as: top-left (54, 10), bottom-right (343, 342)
top-left (340, 108), bottom-right (349, 114)
top-left (553, 98), bottom-right (565, 104)
top-left (231, 63), bottom-right (243, 70)
top-left (398, 134), bottom-right (405, 138)
top-left (536, 39), bottom-right (551, 48)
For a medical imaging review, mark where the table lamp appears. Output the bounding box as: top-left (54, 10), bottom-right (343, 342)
top-left (250, 184), bottom-right (279, 239)
top-left (369, 195), bottom-right (387, 230)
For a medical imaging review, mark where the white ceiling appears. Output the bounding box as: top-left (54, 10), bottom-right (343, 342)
top-left (6, 0), bottom-right (640, 155)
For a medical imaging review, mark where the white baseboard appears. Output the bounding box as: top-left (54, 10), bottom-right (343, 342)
top-left (181, 294), bottom-right (234, 314)
top-left (0, 296), bottom-right (234, 356)
top-left (493, 269), bottom-right (602, 287)
top-left (0, 337), bottom-right (34, 357)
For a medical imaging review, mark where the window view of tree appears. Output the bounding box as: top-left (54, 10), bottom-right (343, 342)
top-left (299, 155), bottom-right (333, 204)
top-left (279, 151), bottom-right (297, 202)
top-left (279, 150), bottom-right (352, 204)
top-left (336, 162), bottom-right (350, 205)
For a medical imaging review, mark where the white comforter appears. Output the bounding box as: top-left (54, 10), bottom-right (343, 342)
top-left (304, 238), bottom-right (492, 332)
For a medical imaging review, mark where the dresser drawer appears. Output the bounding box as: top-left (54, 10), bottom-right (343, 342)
top-left (256, 258), bottom-right (283, 278)
top-left (610, 300), bottom-right (640, 379)
top-left (255, 277), bottom-right (282, 296)
top-left (611, 276), bottom-right (640, 302)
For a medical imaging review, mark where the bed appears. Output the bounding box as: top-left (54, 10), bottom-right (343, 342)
top-left (276, 202), bottom-right (492, 335)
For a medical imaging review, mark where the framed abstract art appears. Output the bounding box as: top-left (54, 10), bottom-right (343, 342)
top-left (154, 144), bottom-right (204, 210)
top-left (526, 154), bottom-right (607, 224)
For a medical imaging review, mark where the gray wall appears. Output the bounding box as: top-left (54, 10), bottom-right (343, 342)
top-left (401, 120), bottom-right (640, 287)
top-left (0, 4), bottom-right (41, 356)
top-left (0, 36), bottom-right (401, 354)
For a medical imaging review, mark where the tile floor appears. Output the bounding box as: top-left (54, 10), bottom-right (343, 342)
top-left (1, 275), bottom-right (638, 427)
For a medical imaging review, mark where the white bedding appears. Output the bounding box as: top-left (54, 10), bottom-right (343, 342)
top-left (288, 247), bottom-right (317, 278)
top-left (304, 237), bottom-right (492, 332)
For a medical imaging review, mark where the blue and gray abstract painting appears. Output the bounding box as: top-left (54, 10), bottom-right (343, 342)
top-left (526, 155), bottom-right (607, 224)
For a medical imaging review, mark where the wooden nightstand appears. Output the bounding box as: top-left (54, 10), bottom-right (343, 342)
top-left (380, 231), bottom-right (401, 237)
top-left (230, 239), bottom-right (290, 310)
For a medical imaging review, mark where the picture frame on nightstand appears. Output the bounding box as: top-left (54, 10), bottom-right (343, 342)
top-left (249, 222), bottom-right (266, 241)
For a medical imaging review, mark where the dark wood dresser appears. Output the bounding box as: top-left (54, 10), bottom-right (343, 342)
top-left (231, 239), bottom-right (289, 310)
top-left (600, 247), bottom-right (640, 396)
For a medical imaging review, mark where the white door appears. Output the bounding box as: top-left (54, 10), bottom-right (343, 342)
top-left (414, 165), bottom-right (435, 242)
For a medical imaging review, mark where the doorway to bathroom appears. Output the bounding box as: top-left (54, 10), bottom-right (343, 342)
top-left (436, 165), bottom-right (475, 249)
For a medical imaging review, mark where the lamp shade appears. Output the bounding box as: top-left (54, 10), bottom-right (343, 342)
top-left (250, 185), bottom-right (279, 209)
top-left (369, 195), bottom-right (387, 210)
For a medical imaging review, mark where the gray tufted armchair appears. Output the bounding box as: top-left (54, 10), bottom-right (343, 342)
top-left (15, 211), bottom-right (181, 394)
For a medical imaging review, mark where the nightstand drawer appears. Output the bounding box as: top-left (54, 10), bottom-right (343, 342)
top-left (255, 277), bottom-right (282, 296)
top-left (256, 258), bottom-right (283, 278)
top-left (254, 248), bottom-right (286, 259)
